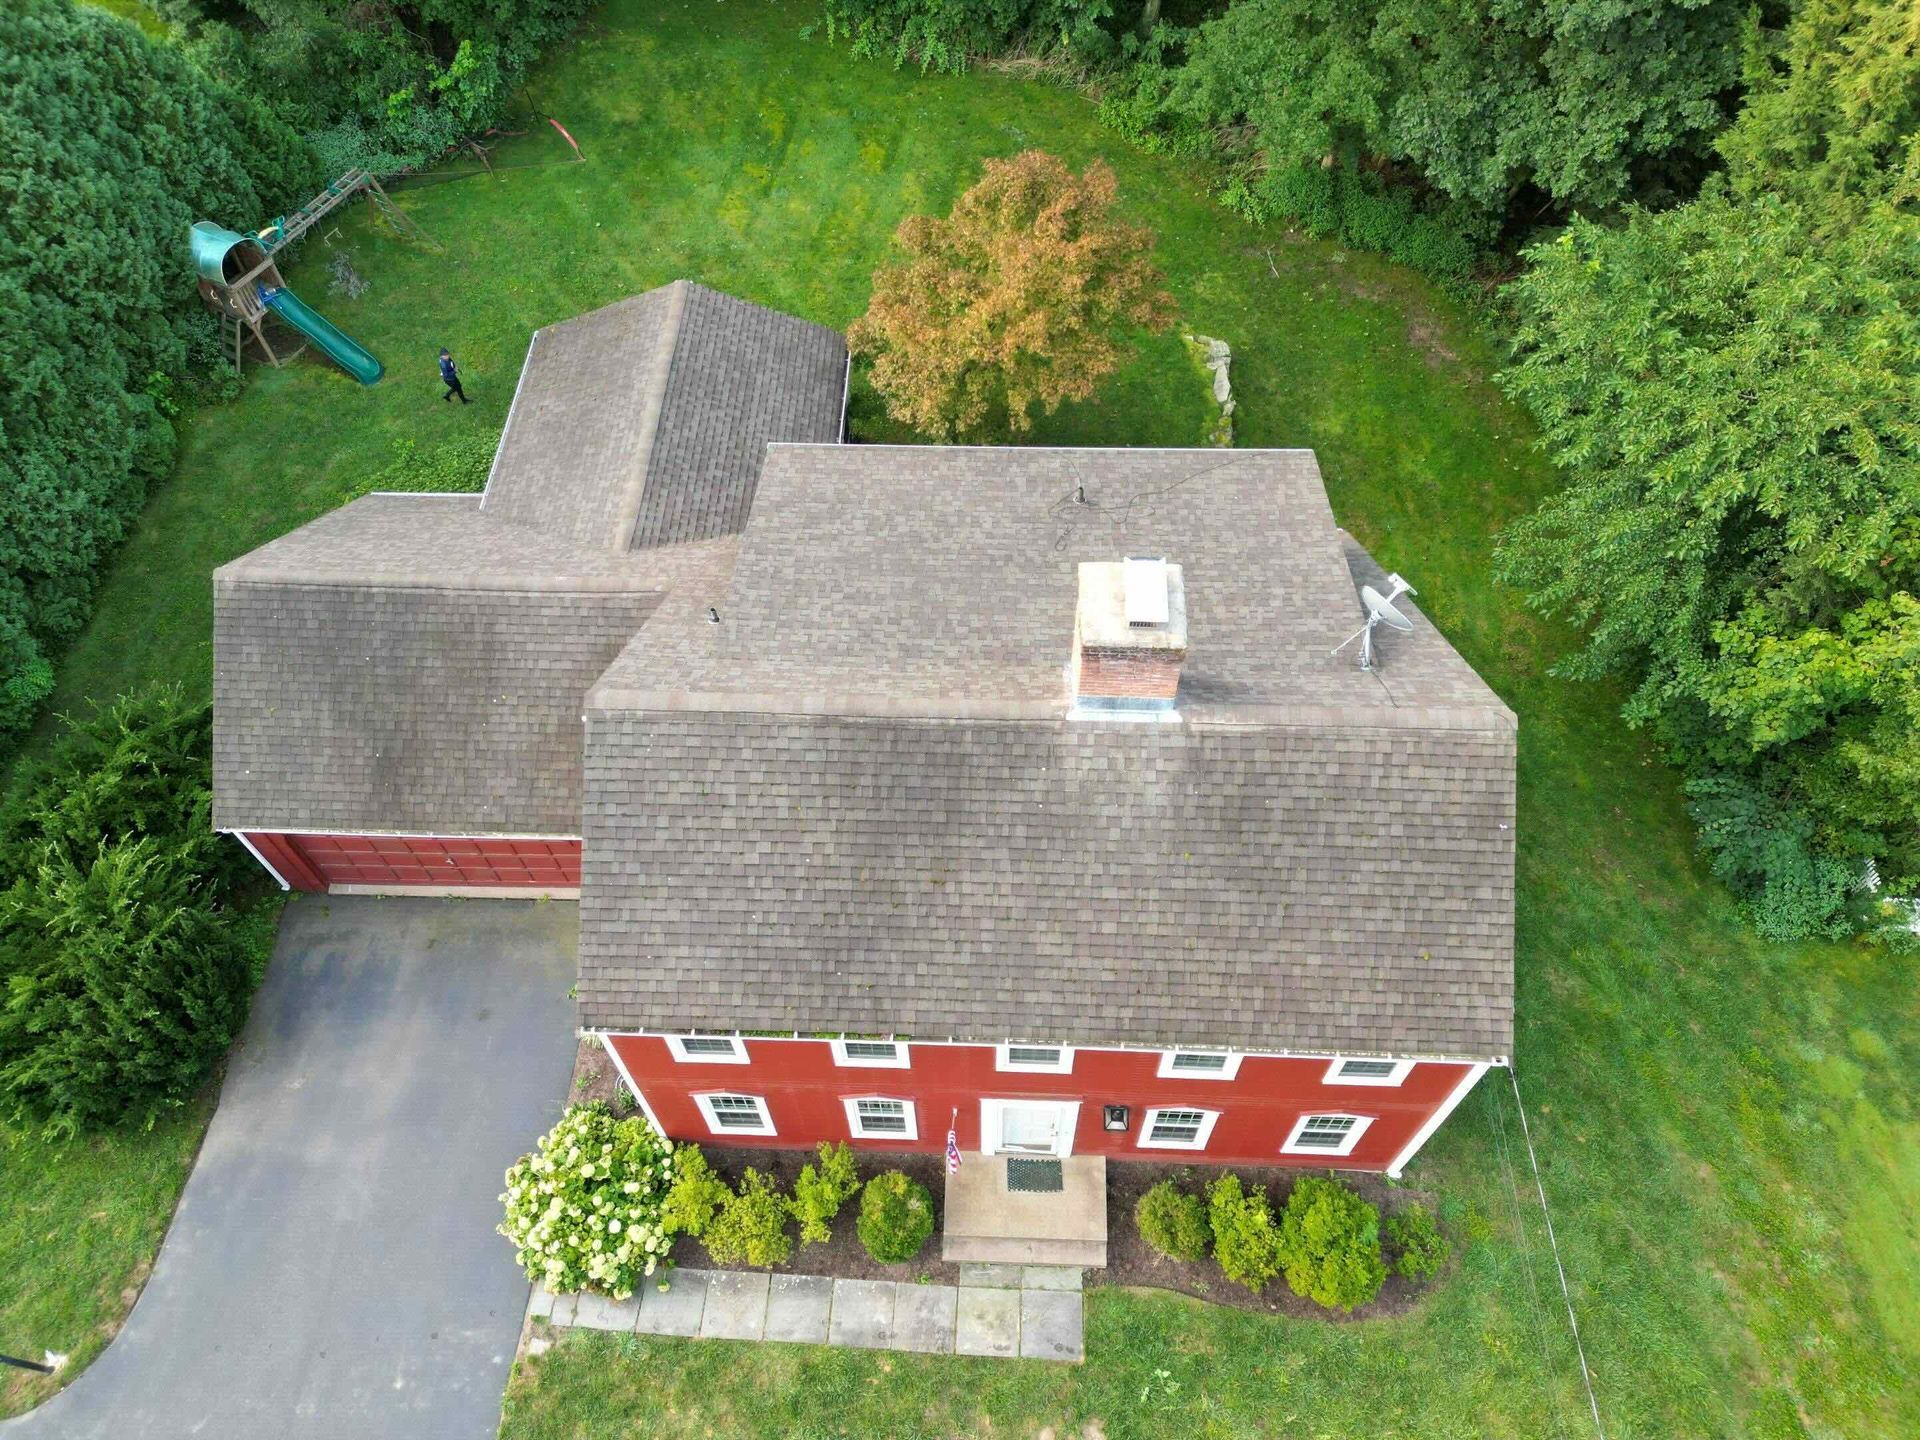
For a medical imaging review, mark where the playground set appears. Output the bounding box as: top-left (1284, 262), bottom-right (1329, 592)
top-left (190, 169), bottom-right (435, 383)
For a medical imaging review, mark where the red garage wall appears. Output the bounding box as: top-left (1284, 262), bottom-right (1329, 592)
top-left (605, 1034), bottom-right (1482, 1172)
top-left (236, 832), bottom-right (581, 892)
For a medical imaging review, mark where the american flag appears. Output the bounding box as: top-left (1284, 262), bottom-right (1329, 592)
top-left (946, 1110), bottom-right (962, 1174)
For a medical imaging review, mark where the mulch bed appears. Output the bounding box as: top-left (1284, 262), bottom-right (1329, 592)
top-left (1094, 1159), bottom-right (1433, 1320)
top-left (667, 1146), bottom-right (963, 1285)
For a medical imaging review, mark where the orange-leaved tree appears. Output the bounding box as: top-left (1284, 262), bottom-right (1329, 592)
top-left (849, 151), bottom-right (1175, 441)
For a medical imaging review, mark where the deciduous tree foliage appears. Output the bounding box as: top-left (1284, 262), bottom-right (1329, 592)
top-left (1496, 0), bottom-right (1920, 937)
top-left (1126, 0), bottom-right (1746, 224)
top-left (850, 150), bottom-right (1174, 439)
top-left (0, 0), bottom-right (314, 746)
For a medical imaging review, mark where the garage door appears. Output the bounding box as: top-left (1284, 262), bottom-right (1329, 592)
top-left (240, 833), bottom-right (581, 892)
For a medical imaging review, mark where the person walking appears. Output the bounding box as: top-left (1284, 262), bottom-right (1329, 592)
top-left (439, 347), bottom-right (469, 404)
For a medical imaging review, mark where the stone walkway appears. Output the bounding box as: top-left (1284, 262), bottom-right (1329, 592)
top-left (531, 1262), bottom-right (1083, 1363)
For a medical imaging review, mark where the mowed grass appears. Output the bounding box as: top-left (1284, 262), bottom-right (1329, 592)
top-left (0, 1101), bottom-right (210, 1416)
top-left (4, 1), bottom-right (1916, 1435)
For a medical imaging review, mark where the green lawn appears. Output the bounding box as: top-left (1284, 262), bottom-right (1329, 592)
top-left (6, 0), bottom-right (1918, 1435)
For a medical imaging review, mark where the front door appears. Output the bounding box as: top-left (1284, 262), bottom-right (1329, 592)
top-left (981, 1099), bottom-right (1079, 1157)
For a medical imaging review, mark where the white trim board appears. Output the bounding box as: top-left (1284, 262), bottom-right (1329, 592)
top-left (1387, 1061), bottom-right (1492, 1177)
top-left (597, 1033), bottom-right (669, 1140)
top-left (232, 831), bottom-right (291, 891)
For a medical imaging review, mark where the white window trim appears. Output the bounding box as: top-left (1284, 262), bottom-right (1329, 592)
top-left (829, 1038), bottom-right (910, 1069)
top-left (995, 1043), bottom-right (1074, 1074)
top-left (1156, 1049), bottom-right (1244, 1080)
top-left (1282, 1112), bottom-right (1374, 1158)
top-left (1323, 1056), bottom-right (1415, 1087)
top-left (1138, 1105), bottom-right (1221, 1151)
top-left (665, 1034), bottom-right (749, 1064)
top-left (842, 1095), bottom-right (919, 1141)
top-left (693, 1092), bottom-right (775, 1137)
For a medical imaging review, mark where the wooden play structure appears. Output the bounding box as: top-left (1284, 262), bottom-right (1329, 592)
top-left (191, 169), bottom-right (435, 380)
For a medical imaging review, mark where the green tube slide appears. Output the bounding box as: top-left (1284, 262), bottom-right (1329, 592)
top-left (262, 286), bottom-right (383, 385)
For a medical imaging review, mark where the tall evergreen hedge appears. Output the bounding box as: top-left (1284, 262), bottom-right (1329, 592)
top-left (0, 0), bottom-right (316, 746)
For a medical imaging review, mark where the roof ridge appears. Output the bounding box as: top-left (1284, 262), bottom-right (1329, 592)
top-left (605, 279), bottom-right (690, 552)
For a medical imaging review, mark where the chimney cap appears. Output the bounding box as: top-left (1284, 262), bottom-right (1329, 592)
top-left (1076, 560), bottom-right (1187, 652)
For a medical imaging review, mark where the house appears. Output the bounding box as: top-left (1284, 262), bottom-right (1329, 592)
top-left (214, 281), bottom-right (1514, 1192)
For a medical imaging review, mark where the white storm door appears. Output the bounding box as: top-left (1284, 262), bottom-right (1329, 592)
top-left (981, 1099), bottom-right (1079, 1157)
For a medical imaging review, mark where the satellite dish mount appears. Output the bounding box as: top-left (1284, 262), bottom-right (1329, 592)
top-left (1332, 573), bottom-right (1416, 671)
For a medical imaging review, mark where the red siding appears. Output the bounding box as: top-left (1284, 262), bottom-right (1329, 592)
top-left (238, 832), bottom-right (580, 891)
top-left (606, 1034), bottom-right (1477, 1172)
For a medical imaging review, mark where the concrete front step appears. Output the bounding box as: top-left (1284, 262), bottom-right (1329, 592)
top-left (941, 1235), bottom-right (1107, 1267)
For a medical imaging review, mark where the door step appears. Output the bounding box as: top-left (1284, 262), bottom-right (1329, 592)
top-left (941, 1235), bottom-right (1108, 1267)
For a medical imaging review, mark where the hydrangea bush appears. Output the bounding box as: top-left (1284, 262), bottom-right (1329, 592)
top-left (499, 1103), bottom-right (676, 1297)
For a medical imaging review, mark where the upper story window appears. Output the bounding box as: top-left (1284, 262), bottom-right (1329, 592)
top-left (1156, 1050), bottom-right (1243, 1080)
top-left (665, 1034), bottom-right (749, 1064)
top-left (830, 1038), bottom-right (910, 1069)
top-left (694, 1092), bottom-right (775, 1136)
top-left (995, 1043), bottom-right (1074, 1074)
top-left (1282, 1113), bottom-right (1372, 1157)
top-left (1323, 1057), bottom-right (1414, 1087)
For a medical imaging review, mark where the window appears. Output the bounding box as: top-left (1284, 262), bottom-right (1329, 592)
top-left (1281, 1113), bottom-right (1373, 1157)
top-left (1139, 1106), bottom-right (1220, 1151)
top-left (665, 1034), bottom-right (748, 1064)
top-left (842, 1096), bottom-right (918, 1140)
top-left (1156, 1050), bottom-right (1243, 1080)
top-left (694, 1092), bottom-right (775, 1136)
top-left (1323, 1057), bottom-right (1414, 1087)
top-left (830, 1038), bottom-right (909, 1069)
top-left (995, 1043), bottom-right (1074, 1074)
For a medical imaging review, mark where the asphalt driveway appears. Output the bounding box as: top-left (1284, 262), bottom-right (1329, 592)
top-left (5, 895), bottom-right (580, 1440)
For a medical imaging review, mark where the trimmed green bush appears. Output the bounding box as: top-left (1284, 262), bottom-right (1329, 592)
top-left (498, 1103), bottom-right (676, 1297)
top-left (703, 1169), bottom-right (794, 1269)
top-left (1277, 1176), bottom-right (1387, 1311)
top-left (790, 1140), bottom-right (861, 1245)
top-left (1386, 1202), bottom-right (1451, 1282)
top-left (661, 1143), bottom-right (731, 1239)
top-left (1207, 1173), bottom-right (1281, 1293)
top-left (0, 684), bottom-right (267, 1136)
top-left (855, 1169), bottom-right (934, 1263)
top-left (1135, 1178), bottom-right (1210, 1263)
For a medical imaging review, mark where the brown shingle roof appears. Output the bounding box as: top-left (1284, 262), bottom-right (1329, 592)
top-left (479, 282), bottom-right (846, 552)
top-left (212, 495), bottom-right (735, 836)
top-left (578, 447), bottom-right (1515, 1058)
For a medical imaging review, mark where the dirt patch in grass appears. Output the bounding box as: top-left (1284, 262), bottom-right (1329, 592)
top-left (668, 1146), bottom-right (961, 1285)
top-left (1094, 1159), bottom-right (1434, 1320)
top-left (567, 1036), bottom-right (622, 1108)
top-left (1407, 314), bottom-right (1462, 368)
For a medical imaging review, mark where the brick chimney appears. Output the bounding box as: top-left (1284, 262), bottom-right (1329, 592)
top-left (1069, 557), bottom-right (1187, 713)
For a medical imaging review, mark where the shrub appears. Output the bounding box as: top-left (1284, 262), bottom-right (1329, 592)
top-left (1386, 1201), bottom-right (1450, 1282)
top-left (661, 1143), bottom-right (731, 1239)
top-left (703, 1169), bottom-right (794, 1269)
top-left (0, 838), bottom-right (255, 1136)
top-left (1207, 1173), bottom-right (1281, 1293)
top-left (790, 1140), bottom-right (862, 1245)
top-left (1276, 1176), bottom-right (1387, 1311)
top-left (1135, 1178), bottom-right (1210, 1262)
top-left (856, 1169), bottom-right (935, 1263)
top-left (498, 1103), bottom-right (676, 1297)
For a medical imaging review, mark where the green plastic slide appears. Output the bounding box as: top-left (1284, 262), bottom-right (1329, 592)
top-left (262, 286), bottom-right (383, 385)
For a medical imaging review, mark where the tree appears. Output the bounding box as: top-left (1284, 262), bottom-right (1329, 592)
top-left (849, 150), bottom-right (1174, 440)
top-left (1148, 0), bottom-right (1745, 222)
top-left (1494, 0), bottom-right (1920, 933)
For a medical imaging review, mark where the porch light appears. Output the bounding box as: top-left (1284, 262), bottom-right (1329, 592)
top-left (1102, 1105), bottom-right (1130, 1131)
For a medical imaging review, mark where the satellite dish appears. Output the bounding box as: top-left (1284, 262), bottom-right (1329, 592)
top-left (1332, 573), bottom-right (1417, 671)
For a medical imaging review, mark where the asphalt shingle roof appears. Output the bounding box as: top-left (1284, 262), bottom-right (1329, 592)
top-left (212, 494), bottom-right (735, 835)
top-left (479, 282), bottom-right (846, 551)
top-left (578, 447), bottom-right (1516, 1058)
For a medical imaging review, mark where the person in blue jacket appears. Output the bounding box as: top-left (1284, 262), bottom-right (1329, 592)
top-left (439, 348), bottom-right (469, 404)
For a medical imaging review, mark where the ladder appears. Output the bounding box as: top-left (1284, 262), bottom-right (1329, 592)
top-left (262, 170), bottom-right (440, 255)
